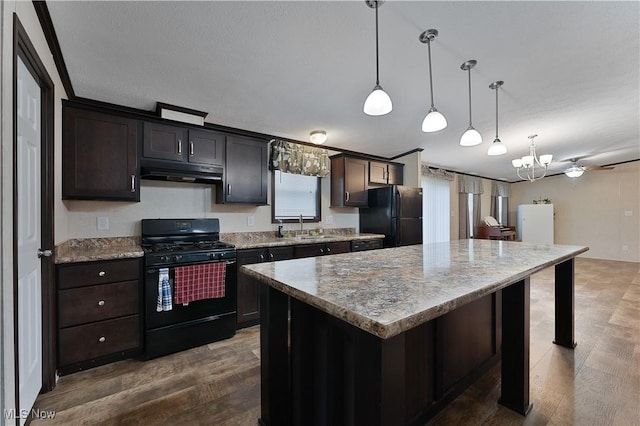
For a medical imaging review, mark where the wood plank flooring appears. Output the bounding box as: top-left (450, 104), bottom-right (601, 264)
top-left (32, 258), bottom-right (639, 425)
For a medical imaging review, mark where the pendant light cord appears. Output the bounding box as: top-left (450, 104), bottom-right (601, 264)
top-left (467, 68), bottom-right (472, 127)
top-left (427, 39), bottom-right (435, 108)
top-left (494, 85), bottom-right (499, 139)
top-left (374, 1), bottom-right (380, 86)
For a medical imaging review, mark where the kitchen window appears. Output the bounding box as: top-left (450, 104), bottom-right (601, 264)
top-left (272, 170), bottom-right (321, 223)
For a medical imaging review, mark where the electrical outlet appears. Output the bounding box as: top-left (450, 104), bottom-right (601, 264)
top-left (624, 211), bottom-right (633, 216)
top-left (247, 215), bottom-right (254, 226)
top-left (97, 216), bottom-right (109, 230)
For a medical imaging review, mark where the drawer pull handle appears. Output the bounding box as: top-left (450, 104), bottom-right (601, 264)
top-left (98, 300), bottom-right (105, 306)
top-left (98, 336), bottom-right (106, 343)
top-left (98, 271), bottom-right (106, 277)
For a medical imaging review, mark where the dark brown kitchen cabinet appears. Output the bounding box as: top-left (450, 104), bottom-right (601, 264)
top-left (56, 258), bottom-right (142, 374)
top-left (236, 246), bottom-right (294, 328)
top-left (143, 122), bottom-right (225, 166)
top-left (293, 241), bottom-right (351, 258)
top-left (330, 155), bottom-right (369, 207)
top-left (369, 160), bottom-right (404, 185)
top-left (62, 105), bottom-right (140, 201)
top-left (217, 135), bottom-right (268, 204)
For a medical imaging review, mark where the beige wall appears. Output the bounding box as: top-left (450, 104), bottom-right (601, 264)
top-left (510, 161), bottom-right (639, 262)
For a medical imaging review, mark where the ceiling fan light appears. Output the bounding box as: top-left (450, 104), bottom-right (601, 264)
top-left (422, 107), bottom-right (447, 132)
top-left (487, 138), bottom-right (507, 156)
top-left (539, 154), bottom-right (553, 166)
top-left (564, 165), bottom-right (584, 178)
top-left (460, 127), bottom-right (482, 146)
top-left (309, 130), bottom-right (327, 144)
top-left (512, 158), bottom-right (523, 168)
top-left (364, 85), bottom-right (393, 116)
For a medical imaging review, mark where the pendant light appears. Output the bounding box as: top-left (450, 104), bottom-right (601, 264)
top-left (487, 80), bottom-right (507, 155)
top-left (419, 29), bottom-right (447, 132)
top-left (363, 0), bottom-right (392, 116)
top-left (459, 60), bottom-right (482, 146)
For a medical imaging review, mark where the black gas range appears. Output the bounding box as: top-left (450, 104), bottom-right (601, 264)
top-left (141, 218), bottom-right (237, 360)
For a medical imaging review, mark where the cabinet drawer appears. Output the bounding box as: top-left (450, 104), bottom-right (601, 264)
top-left (351, 239), bottom-right (384, 252)
top-left (59, 315), bottom-right (140, 366)
top-left (58, 280), bottom-right (139, 328)
top-left (58, 259), bottom-right (141, 289)
top-left (294, 244), bottom-right (325, 258)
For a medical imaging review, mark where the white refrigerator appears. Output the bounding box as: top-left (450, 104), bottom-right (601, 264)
top-left (516, 204), bottom-right (554, 244)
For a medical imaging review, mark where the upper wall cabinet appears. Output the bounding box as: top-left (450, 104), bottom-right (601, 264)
top-left (369, 160), bottom-right (404, 185)
top-left (63, 105), bottom-right (140, 201)
top-left (330, 155), bottom-right (369, 207)
top-left (217, 135), bottom-right (268, 204)
top-left (142, 122), bottom-right (225, 166)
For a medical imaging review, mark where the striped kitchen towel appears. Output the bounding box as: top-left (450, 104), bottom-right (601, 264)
top-left (156, 267), bottom-right (173, 312)
top-left (174, 262), bottom-right (226, 304)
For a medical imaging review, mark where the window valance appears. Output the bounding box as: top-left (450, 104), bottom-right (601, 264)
top-left (491, 181), bottom-right (511, 197)
top-left (457, 174), bottom-right (484, 194)
top-left (269, 140), bottom-right (330, 177)
top-left (421, 164), bottom-right (454, 181)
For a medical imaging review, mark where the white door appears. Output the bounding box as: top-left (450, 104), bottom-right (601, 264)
top-left (17, 56), bottom-right (42, 424)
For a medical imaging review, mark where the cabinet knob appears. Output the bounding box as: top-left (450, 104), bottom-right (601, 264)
top-left (320, 248), bottom-right (324, 254)
top-left (259, 254), bottom-right (265, 261)
top-left (98, 271), bottom-right (106, 277)
top-left (98, 300), bottom-right (105, 306)
top-left (98, 336), bottom-right (106, 343)
top-left (269, 253), bottom-right (274, 259)
top-left (326, 247), bottom-right (331, 253)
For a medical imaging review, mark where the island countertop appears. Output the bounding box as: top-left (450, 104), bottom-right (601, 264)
top-left (242, 239), bottom-right (589, 339)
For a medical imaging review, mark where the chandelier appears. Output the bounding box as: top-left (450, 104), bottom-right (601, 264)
top-left (511, 134), bottom-right (553, 181)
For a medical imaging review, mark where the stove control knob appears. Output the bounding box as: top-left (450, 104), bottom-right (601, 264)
top-left (174, 255), bottom-right (183, 262)
top-left (209, 252), bottom-right (218, 260)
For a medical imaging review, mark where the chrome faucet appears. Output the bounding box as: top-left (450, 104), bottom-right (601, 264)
top-left (299, 214), bottom-right (304, 231)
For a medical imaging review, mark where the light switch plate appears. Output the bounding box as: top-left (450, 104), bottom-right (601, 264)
top-left (247, 215), bottom-right (254, 226)
top-left (97, 216), bottom-right (109, 230)
top-left (624, 211), bottom-right (633, 216)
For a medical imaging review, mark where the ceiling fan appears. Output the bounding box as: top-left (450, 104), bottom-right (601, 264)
top-left (564, 158), bottom-right (615, 178)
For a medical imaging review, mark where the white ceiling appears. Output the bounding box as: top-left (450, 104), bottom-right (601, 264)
top-left (46, 1), bottom-right (639, 181)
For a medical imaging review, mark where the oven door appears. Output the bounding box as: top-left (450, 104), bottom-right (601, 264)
top-left (144, 259), bottom-right (237, 331)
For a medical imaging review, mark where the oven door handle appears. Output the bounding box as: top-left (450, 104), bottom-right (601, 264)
top-left (147, 260), bottom-right (236, 273)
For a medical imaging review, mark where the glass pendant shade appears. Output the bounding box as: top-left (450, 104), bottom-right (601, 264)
top-left (487, 138), bottom-right (507, 156)
top-left (422, 107), bottom-right (447, 132)
top-left (512, 159), bottom-right (523, 168)
top-left (564, 165), bottom-right (584, 178)
top-left (522, 155), bottom-right (534, 167)
top-left (364, 85), bottom-right (392, 116)
top-left (460, 127), bottom-right (482, 146)
top-left (539, 154), bottom-right (553, 166)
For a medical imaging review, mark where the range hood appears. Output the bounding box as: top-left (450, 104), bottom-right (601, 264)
top-left (140, 160), bottom-right (223, 184)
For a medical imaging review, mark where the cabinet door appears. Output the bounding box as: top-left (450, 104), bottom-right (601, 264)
top-left (369, 161), bottom-right (388, 184)
top-left (267, 246), bottom-right (294, 262)
top-left (294, 244), bottom-right (326, 258)
top-left (188, 129), bottom-right (225, 166)
top-left (143, 121), bottom-right (186, 162)
top-left (63, 107), bottom-right (139, 201)
top-left (387, 163), bottom-right (404, 185)
top-left (236, 249), bottom-right (267, 328)
top-left (220, 135), bottom-right (268, 204)
top-left (344, 157), bottom-right (369, 207)
top-left (325, 241), bottom-right (351, 255)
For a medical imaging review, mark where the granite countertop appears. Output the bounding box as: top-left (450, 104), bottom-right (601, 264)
top-left (55, 237), bottom-right (144, 264)
top-left (242, 239), bottom-right (589, 339)
top-left (221, 230), bottom-right (385, 250)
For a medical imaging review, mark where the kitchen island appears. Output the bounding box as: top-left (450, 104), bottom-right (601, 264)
top-left (242, 239), bottom-right (588, 426)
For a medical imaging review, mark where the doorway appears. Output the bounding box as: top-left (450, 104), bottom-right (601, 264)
top-left (12, 14), bottom-right (56, 421)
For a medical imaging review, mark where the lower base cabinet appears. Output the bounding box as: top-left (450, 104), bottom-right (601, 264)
top-left (56, 258), bottom-right (142, 375)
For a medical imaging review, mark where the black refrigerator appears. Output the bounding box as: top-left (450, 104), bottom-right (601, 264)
top-left (359, 185), bottom-right (423, 247)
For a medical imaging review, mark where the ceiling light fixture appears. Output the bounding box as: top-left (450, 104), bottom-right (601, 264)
top-left (363, 0), bottom-right (392, 116)
top-left (459, 60), bottom-right (482, 146)
top-left (511, 134), bottom-right (553, 181)
top-left (487, 80), bottom-right (507, 155)
top-left (309, 130), bottom-right (327, 145)
top-left (419, 29), bottom-right (447, 132)
top-left (564, 159), bottom-right (585, 178)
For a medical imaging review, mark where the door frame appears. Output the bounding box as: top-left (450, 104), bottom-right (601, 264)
top-left (13, 13), bottom-right (56, 411)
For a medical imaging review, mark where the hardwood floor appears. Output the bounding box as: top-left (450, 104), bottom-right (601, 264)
top-left (32, 258), bottom-right (639, 425)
